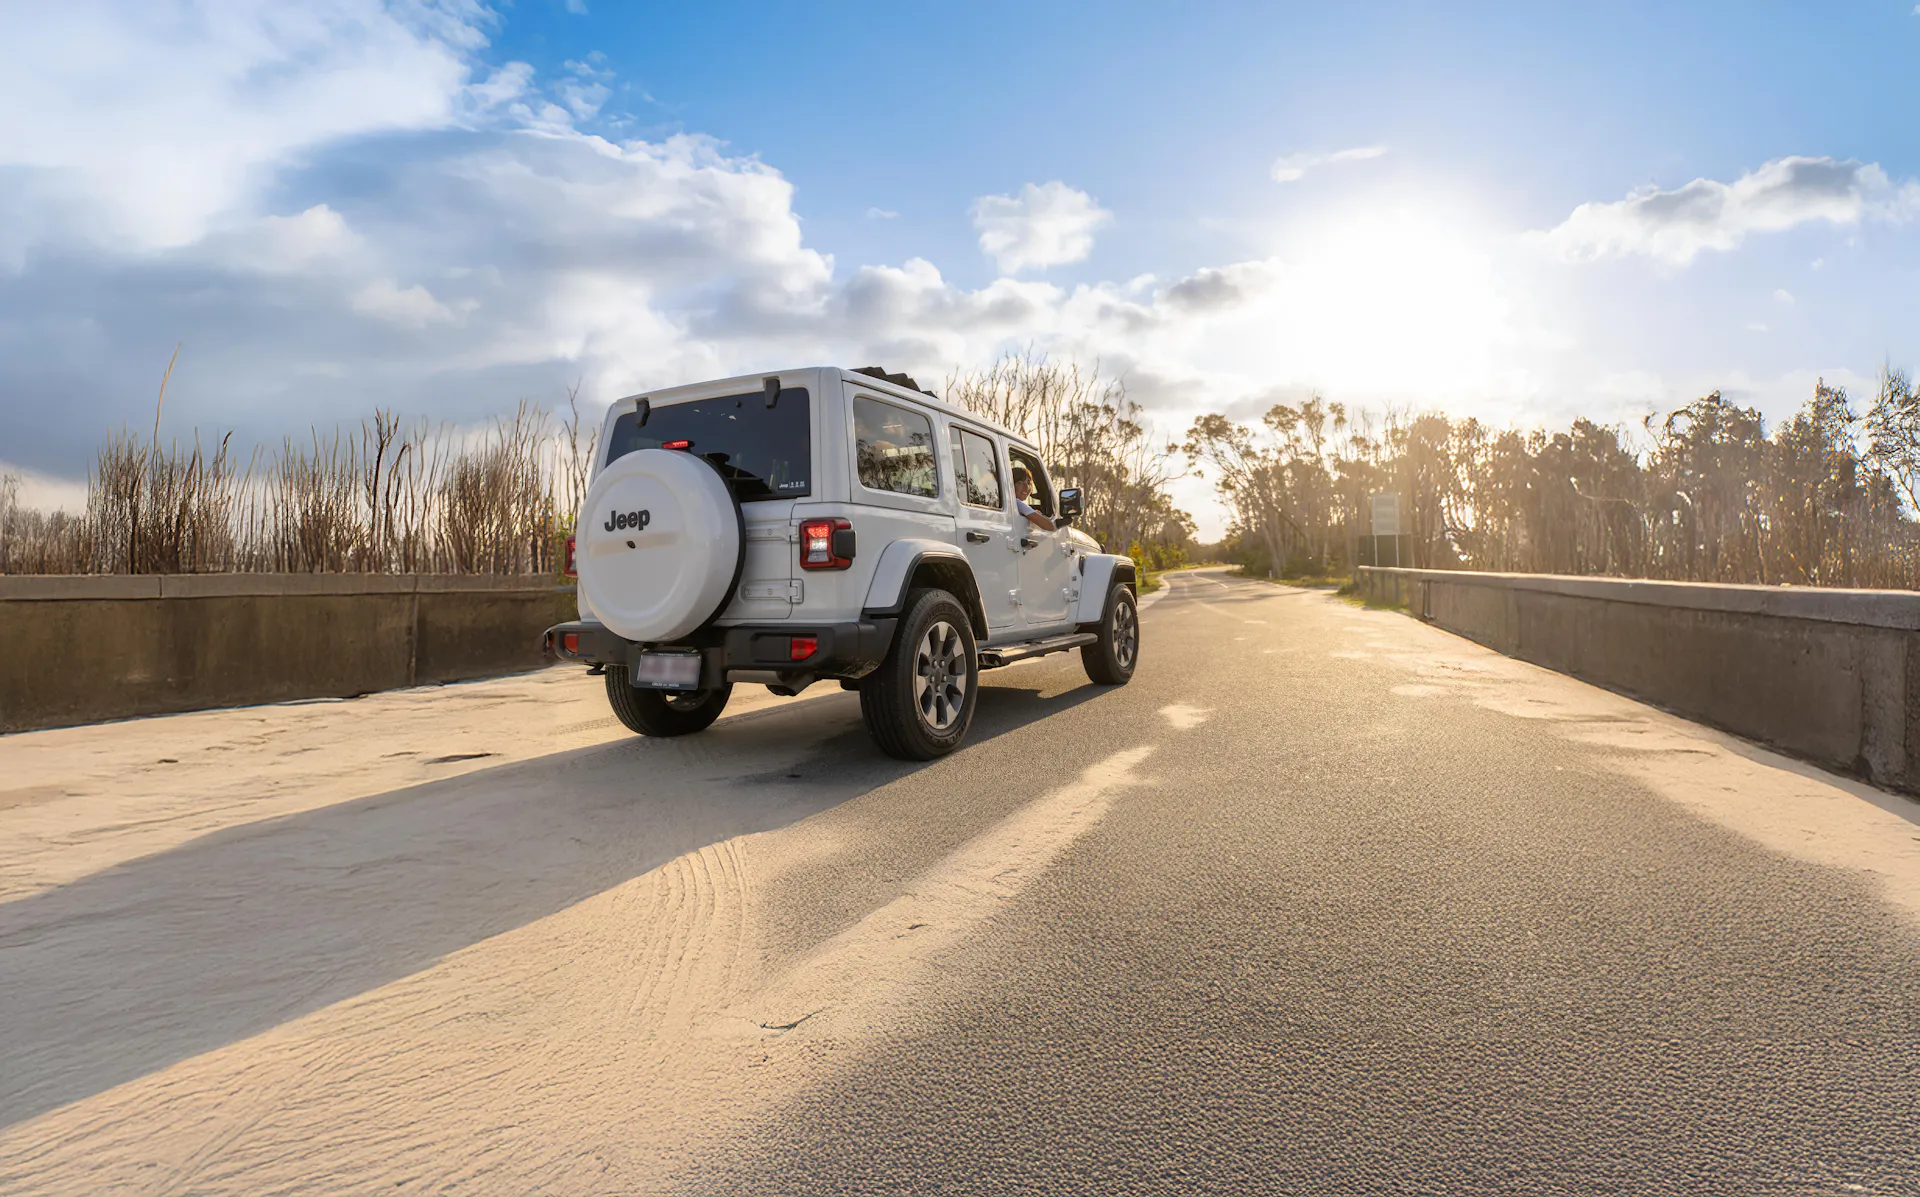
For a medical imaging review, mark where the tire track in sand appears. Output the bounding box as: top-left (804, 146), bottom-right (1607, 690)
top-left (0, 743), bottom-right (1171, 1194)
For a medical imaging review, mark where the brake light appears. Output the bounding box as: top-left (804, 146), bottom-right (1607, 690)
top-left (562, 632), bottom-right (580, 654)
top-left (799, 518), bottom-right (854, 570)
top-left (789, 636), bottom-right (818, 660)
top-left (661, 439), bottom-right (691, 450)
top-left (564, 533), bottom-right (577, 577)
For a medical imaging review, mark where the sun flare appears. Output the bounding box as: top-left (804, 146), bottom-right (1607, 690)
top-left (1187, 211), bottom-right (1519, 404)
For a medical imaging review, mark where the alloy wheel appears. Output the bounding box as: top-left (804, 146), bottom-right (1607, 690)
top-left (1113, 599), bottom-right (1138, 669)
top-left (912, 620), bottom-right (969, 730)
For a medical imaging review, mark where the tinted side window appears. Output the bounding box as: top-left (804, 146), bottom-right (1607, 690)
top-left (951, 428), bottom-right (1003, 510)
top-left (854, 396), bottom-right (938, 498)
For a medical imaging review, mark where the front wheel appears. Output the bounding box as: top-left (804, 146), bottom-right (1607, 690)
top-left (860, 588), bottom-right (979, 760)
top-left (604, 666), bottom-right (732, 736)
top-left (1081, 583), bottom-right (1139, 685)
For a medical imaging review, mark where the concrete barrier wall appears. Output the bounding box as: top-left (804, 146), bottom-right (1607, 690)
top-left (1358, 567), bottom-right (1920, 795)
top-left (0, 575), bottom-right (577, 733)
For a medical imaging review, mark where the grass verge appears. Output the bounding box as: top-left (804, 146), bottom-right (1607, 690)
top-left (1335, 592), bottom-right (1409, 612)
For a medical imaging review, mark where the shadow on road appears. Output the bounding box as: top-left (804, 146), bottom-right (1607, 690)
top-left (0, 674), bottom-right (1108, 1128)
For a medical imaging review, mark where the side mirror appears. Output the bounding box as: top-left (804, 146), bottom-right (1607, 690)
top-left (1057, 486), bottom-right (1084, 524)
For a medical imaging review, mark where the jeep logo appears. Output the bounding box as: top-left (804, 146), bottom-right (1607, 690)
top-left (604, 509), bottom-right (652, 532)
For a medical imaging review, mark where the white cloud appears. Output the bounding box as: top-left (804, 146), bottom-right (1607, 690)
top-left (351, 280), bottom-right (457, 329)
top-left (0, 0), bottom-right (488, 254)
top-left (466, 61), bottom-right (535, 112)
top-left (555, 79), bottom-right (609, 119)
top-left (199, 204), bottom-right (360, 272)
top-left (1270, 145), bottom-right (1387, 183)
top-left (1534, 155), bottom-right (1920, 265)
top-left (555, 54), bottom-right (611, 118)
top-left (970, 181), bottom-right (1111, 274)
top-left (1773, 288), bottom-right (1795, 305)
top-left (0, 461), bottom-right (89, 515)
top-left (865, 207), bottom-right (900, 220)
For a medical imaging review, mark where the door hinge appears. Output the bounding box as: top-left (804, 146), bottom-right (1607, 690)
top-left (741, 579), bottom-right (804, 602)
top-left (1009, 589), bottom-right (1022, 607)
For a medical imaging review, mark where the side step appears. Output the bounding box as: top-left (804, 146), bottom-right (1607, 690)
top-left (977, 632), bottom-right (1096, 669)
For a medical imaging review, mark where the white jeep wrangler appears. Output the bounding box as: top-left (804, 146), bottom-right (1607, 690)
top-left (545, 366), bottom-right (1141, 760)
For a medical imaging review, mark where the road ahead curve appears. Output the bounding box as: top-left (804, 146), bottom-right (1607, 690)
top-left (2, 569), bottom-right (1917, 1194)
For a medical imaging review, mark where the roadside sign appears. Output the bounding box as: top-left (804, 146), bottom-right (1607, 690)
top-left (1370, 492), bottom-right (1402, 538)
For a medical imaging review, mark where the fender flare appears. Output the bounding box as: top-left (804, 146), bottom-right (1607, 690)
top-left (1074, 555), bottom-right (1136, 625)
top-left (862, 538), bottom-right (989, 636)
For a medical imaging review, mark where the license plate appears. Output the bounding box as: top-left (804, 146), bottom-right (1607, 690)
top-left (633, 652), bottom-right (702, 691)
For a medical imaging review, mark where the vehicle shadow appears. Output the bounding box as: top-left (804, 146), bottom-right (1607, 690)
top-left (0, 675), bottom-right (1108, 1128)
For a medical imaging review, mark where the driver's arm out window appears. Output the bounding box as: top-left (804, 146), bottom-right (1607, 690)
top-left (1008, 448), bottom-right (1054, 516)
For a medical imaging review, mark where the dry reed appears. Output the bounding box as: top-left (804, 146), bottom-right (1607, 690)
top-left (1, 396), bottom-right (600, 576)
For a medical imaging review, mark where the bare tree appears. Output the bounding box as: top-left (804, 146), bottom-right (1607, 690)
top-left (949, 350), bottom-right (1192, 568)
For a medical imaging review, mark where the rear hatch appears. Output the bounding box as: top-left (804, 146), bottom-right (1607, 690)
top-left (601, 384), bottom-right (810, 623)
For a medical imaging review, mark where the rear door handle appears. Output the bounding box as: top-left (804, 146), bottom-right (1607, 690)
top-left (1020, 537), bottom-right (1039, 549)
top-left (966, 530), bottom-right (991, 544)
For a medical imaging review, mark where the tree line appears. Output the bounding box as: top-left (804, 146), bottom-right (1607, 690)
top-left (1186, 369), bottom-right (1920, 588)
top-left (12, 352), bottom-right (1917, 592)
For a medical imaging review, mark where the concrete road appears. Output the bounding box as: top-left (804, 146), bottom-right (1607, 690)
top-left (2, 569), bottom-right (1918, 1194)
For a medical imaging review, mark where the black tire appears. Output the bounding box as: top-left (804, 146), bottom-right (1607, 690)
top-left (859, 588), bottom-right (979, 760)
top-left (1081, 583), bottom-right (1139, 685)
top-left (604, 666), bottom-right (733, 736)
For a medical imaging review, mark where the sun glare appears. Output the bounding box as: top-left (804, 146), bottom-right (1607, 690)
top-left (1198, 211), bottom-right (1519, 404)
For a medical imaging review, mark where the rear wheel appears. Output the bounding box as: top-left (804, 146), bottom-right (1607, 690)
top-left (860, 588), bottom-right (979, 760)
top-left (604, 666), bottom-right (732, 736)
top-left (1081, 583), bottom-right (1139, 685)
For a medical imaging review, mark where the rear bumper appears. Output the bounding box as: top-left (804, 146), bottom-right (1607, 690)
top-left (544, 618), bottom-right (897, 691)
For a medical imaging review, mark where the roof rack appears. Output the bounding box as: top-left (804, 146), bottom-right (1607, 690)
top-left (853, 365), bottom-right (937, 398)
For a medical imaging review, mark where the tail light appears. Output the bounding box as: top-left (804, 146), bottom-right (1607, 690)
top-left (789, 636), bottom-right (818, 660)
top-left (799, 518), bottom-right (854, 570)
top-left (564, 533), bottom-right (577, 578)
top-left (562, 632), bottom-right (580, 654)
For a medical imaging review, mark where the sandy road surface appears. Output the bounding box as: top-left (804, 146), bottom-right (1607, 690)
top-left (2, 569), bottom-right (1918, 1194)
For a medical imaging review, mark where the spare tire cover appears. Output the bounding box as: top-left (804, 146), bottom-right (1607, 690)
top-left (577, 449), bottom-right (742, 643)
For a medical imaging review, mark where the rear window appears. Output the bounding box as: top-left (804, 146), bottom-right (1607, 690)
top-left (604, 388), bottom-right (811, 501)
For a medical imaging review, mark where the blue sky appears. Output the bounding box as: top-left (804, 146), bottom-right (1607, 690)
top-left (4, 1), bottom-right (1919, 536)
